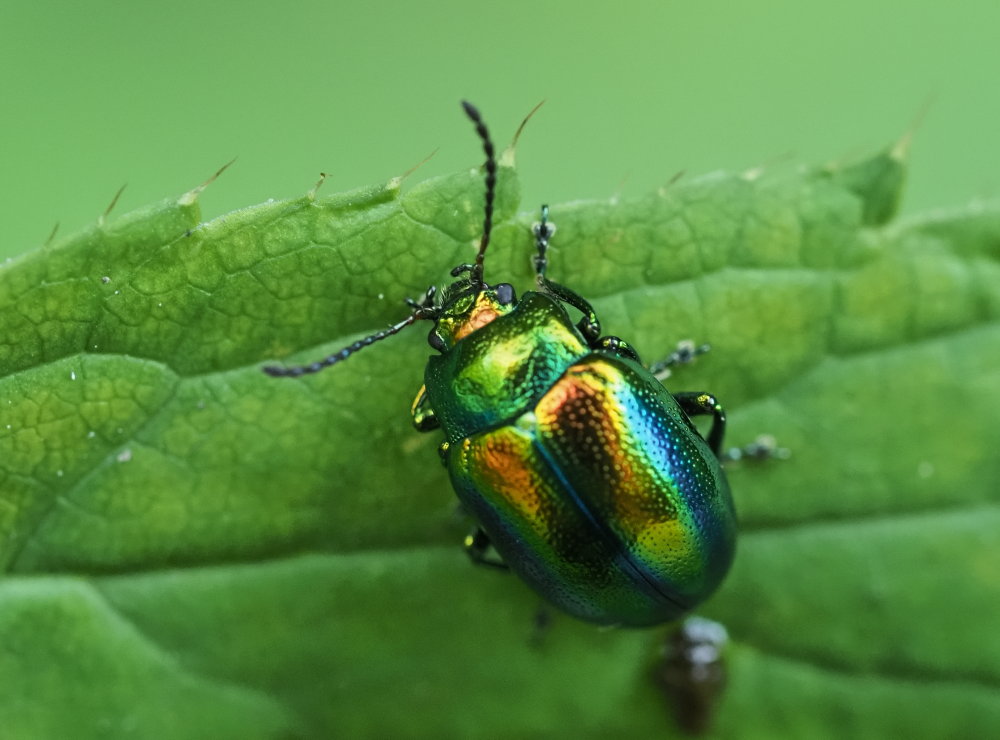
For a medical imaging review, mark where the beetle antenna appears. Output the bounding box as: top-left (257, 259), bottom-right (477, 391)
top-left (460, 100), bottom-right (497, 287)
top-left (263, 287), bottom-right (438, 377)
top-left (263, 315), bottom-right (420, 377)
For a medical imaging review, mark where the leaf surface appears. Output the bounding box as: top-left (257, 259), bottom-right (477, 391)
top-left (1, 148), bottom-right (997, 738)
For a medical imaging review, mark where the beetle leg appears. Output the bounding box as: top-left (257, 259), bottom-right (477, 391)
top-left (596, 335), bottom-right (642, 363)
top-left (672, 392), bottom-right (726, 457)
top-left (437, 441), bottom-right (450, 467)
top-left (650, 340), bottom-right (711, 381)
top-left (410, 384), bottom-right (440, 431)
top-left (464, 527), bottom-right (509, 570)
top-left (531, 205), bottom-right (603, 344)
top-left (529, 606), bottom-right (553, 650)
top-left (536, 276), bottom-right (603, 344)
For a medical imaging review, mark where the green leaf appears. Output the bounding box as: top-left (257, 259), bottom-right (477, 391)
top-left (1, 145), bottom-right (997, 738)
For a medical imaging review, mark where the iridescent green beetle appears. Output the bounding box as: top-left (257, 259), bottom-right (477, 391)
top-left (265, 102), bottom-right (736, 627)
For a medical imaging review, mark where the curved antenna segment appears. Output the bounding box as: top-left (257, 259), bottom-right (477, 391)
top-left (460, 101), bottom-right (497, 287)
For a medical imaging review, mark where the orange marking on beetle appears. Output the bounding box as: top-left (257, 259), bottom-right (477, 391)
top-left (453, 305), bottom-right (501, 341)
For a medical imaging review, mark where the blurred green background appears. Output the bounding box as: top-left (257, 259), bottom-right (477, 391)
top-left (2, 0), bottom-right (997, 259)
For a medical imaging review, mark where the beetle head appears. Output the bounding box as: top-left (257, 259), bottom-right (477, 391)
top-left (426, 281), bottom-right (517, 351)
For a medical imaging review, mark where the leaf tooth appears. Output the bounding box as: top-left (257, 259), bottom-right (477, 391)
top-left (178, 157), bottom-right (237, 206)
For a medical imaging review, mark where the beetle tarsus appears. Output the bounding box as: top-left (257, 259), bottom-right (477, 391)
top-left (650, 340), bottom-right (712, 379)
top-left (532, 204), bottom-right (555, 278)
top-left (722, 434), bottom-right (790, 463)
top-left (598, 335), bottom-right (642, 363)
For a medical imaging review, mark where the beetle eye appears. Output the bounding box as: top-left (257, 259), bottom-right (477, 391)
top-left (495, 283), bottom-right (516, 305)
top-left (427, 328), bottom-right (446, 352)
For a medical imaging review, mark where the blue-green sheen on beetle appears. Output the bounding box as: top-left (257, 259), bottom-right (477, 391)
top-left (264, 102), bottom-right (736, 627)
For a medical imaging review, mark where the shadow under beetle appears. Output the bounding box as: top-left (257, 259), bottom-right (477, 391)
top-left (264, 102), bottom-right (736, 627)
